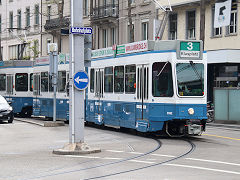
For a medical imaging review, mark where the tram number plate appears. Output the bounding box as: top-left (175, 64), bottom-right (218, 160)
top-left (136, 105), bottom-right (146, 109)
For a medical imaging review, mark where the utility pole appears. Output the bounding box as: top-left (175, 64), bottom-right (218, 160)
top-left (200, 0), bottom-right (205, 50)
top-left (128, 0), bottom-right (134, 42)
top-left (53, 0), bottom-right (100, 155)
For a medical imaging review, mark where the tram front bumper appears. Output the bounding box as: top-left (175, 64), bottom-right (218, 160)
top-left (187, 124), bottom-right (202, 135)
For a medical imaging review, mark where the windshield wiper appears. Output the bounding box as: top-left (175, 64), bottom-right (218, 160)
top-left (189, 61), bottom-right (203, 89)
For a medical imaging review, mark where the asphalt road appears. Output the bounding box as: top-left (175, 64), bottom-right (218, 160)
top-left (0, 120), bottom-right (239, 180)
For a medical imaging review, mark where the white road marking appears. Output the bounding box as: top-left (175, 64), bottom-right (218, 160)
top-left (166, 163), bottom-right (240, 175)
top-left (186, 158), bottom-right (240, 167)
top-left (129, 152), bottom-right (144, 155)
top-left (106, 150), bottom-right (124, 153)
top-left (152, 154), bottom-right (176, 158)
top-left (103, 157), bottom-right (122, 160)
top-left (129, 160), bottom-right (155, 164)
top-left (65, 155), bottom-right (101, 159)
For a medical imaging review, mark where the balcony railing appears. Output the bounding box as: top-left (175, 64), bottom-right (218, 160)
top-left (92, 4), bottom-right (119, 19)
top-left (44, 17), bottom-right (70, 31)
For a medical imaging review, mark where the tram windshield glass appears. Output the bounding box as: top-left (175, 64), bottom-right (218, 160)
top-left (176, 63), bottom-right (204, 96)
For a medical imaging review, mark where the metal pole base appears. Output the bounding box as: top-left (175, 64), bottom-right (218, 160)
top-left (53, 143), bottom-right (101, 155)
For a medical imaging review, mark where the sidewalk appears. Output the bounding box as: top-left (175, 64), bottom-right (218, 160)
top-left (207, 122), bottom-right (240, 129)
top-left (14, 117), bottom-right (65, 127)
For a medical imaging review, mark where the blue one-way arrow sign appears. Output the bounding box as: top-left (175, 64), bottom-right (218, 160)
top-left (73, 71), bottom-right (89, 90)
top-left (71, 27), bottom-right (93, 35)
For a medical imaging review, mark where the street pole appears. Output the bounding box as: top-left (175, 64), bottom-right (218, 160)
top-left (53, 0), bottom-right (100, 155)
top-left (69, 0), bottom-right (84, 143)
top-left (53, 52), bottom-right (58, 122)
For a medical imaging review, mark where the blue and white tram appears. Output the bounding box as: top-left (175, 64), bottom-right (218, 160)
top-left (0, 61), bottom-right (34, 117)
top-left (32, 59), bottom-right (69, 120)
top-left (86, 40), bottom-right (207, 136)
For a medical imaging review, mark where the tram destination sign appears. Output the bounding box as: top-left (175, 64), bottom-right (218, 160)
top-left (177, 41), bottom-right (203, 60)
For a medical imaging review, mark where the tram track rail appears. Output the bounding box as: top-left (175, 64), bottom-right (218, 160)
top-left (20, 138), bottom-right (162, 180)
top-left (83, 139), bottom-right (196, 180)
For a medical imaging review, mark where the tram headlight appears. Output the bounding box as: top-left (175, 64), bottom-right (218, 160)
top-left (188, 108), bottom-right (194, 115)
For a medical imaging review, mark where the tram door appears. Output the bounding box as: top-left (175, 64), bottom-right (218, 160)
top-left (95, 68), bottom-right (104, 124)
top-left (33, 74), bottom-right (41, 116)
top-left (6, 75), bottom-right (14, 106)
top-left (6, 75), bottom-right (13, 96)
top-left (136, 64), bottom-right (149, 122)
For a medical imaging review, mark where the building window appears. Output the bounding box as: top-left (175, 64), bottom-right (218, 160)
top-left (47, 5), bottom-right (51, 20)
top-left (186, 10), bottom-right (196, 39)
top-left (103, 29), bottom-right (108, 48)
top-left (169, 13), bottom-right (177, 40)
top-left (128, 23), bottom-right (134, 43)
top-left (17, 10), bottom-right (21, 29)
top-left (227, 0), bottom-right (237, 35)
top-left (212, 6), bottom-right (222, 37)
top-left (9, 11), bottom-right (13, 29)
top-left (35, 5), bottom-right (39, 25)
top-left (83, 0), bottom-right (88, 17)
top-left (111, 27), bottom-right (116, 45)
top-left (9, 45), bottom-right (17, 60)
top-left (33, 40), bottom-right (39, 58)
top-left (142, 22), bottom-right (148, 40)
top-left (26, 7), bottom-right (30, 27)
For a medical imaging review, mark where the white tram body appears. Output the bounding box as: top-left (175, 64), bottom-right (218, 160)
top-left (32, 61), bottom-right (69, 120)
top-left (86, 40), bottom-right (207, 135)
top-left (0, 40), bottom-right (207, 136)
top-left (0, 61), bottom-right (34, 116)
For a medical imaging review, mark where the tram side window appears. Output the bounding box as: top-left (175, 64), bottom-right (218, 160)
top-left (0, 74), bottom-right (6, 91)
top-left (152, 62), bottom-right (173, 97)
top-left (90, 69), bottom-right (94, 93)
top-left (125, 65), bottom-right (136, 93)
top-left (30, 73), bottom-right (33, 91)
top-left (41, 72), bottom-right (49, 92)
top-left (58, 71), bottom-right (66, 92)
top-left (104, 67), bottom-right (113, 93)
top-left (15, 73), bottom-right (28, 91)
top-left (114, 66), bottom-right (124, 93)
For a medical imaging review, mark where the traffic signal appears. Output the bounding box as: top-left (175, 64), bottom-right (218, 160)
top-left (84, 34), bottom-right (92, 67)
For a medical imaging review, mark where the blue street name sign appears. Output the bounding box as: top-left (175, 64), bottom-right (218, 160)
top-left (73, 71), bottom-right (89, 90)
top-left (71, 27), bottom-right (93, 35)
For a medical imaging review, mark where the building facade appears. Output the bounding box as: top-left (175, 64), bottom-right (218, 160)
top-left (160, 0), bottom-right (240, 122)
top-left (90, 0), bottom-right (157, 49)
top-left (0, 0), bottom-right (42, 61)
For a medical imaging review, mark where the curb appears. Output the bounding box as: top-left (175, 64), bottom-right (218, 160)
top-left (207, 123), bottom-right (240, 129)
top-left (14, 118), bottom-right (65, 127)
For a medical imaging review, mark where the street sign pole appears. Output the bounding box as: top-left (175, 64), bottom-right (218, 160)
top-left (49, 44), bottom-right (58, 123)
top-left (69, 0), bottom-right (84, 143)
top-left (53, 0), bottom-right (100, 155)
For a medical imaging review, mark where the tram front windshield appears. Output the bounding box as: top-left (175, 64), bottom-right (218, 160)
top-left (176, 62), bottom-right (204, 96)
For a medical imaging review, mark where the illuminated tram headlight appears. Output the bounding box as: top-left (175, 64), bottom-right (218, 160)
top-left (188, 108), bottom-right (194, 115)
